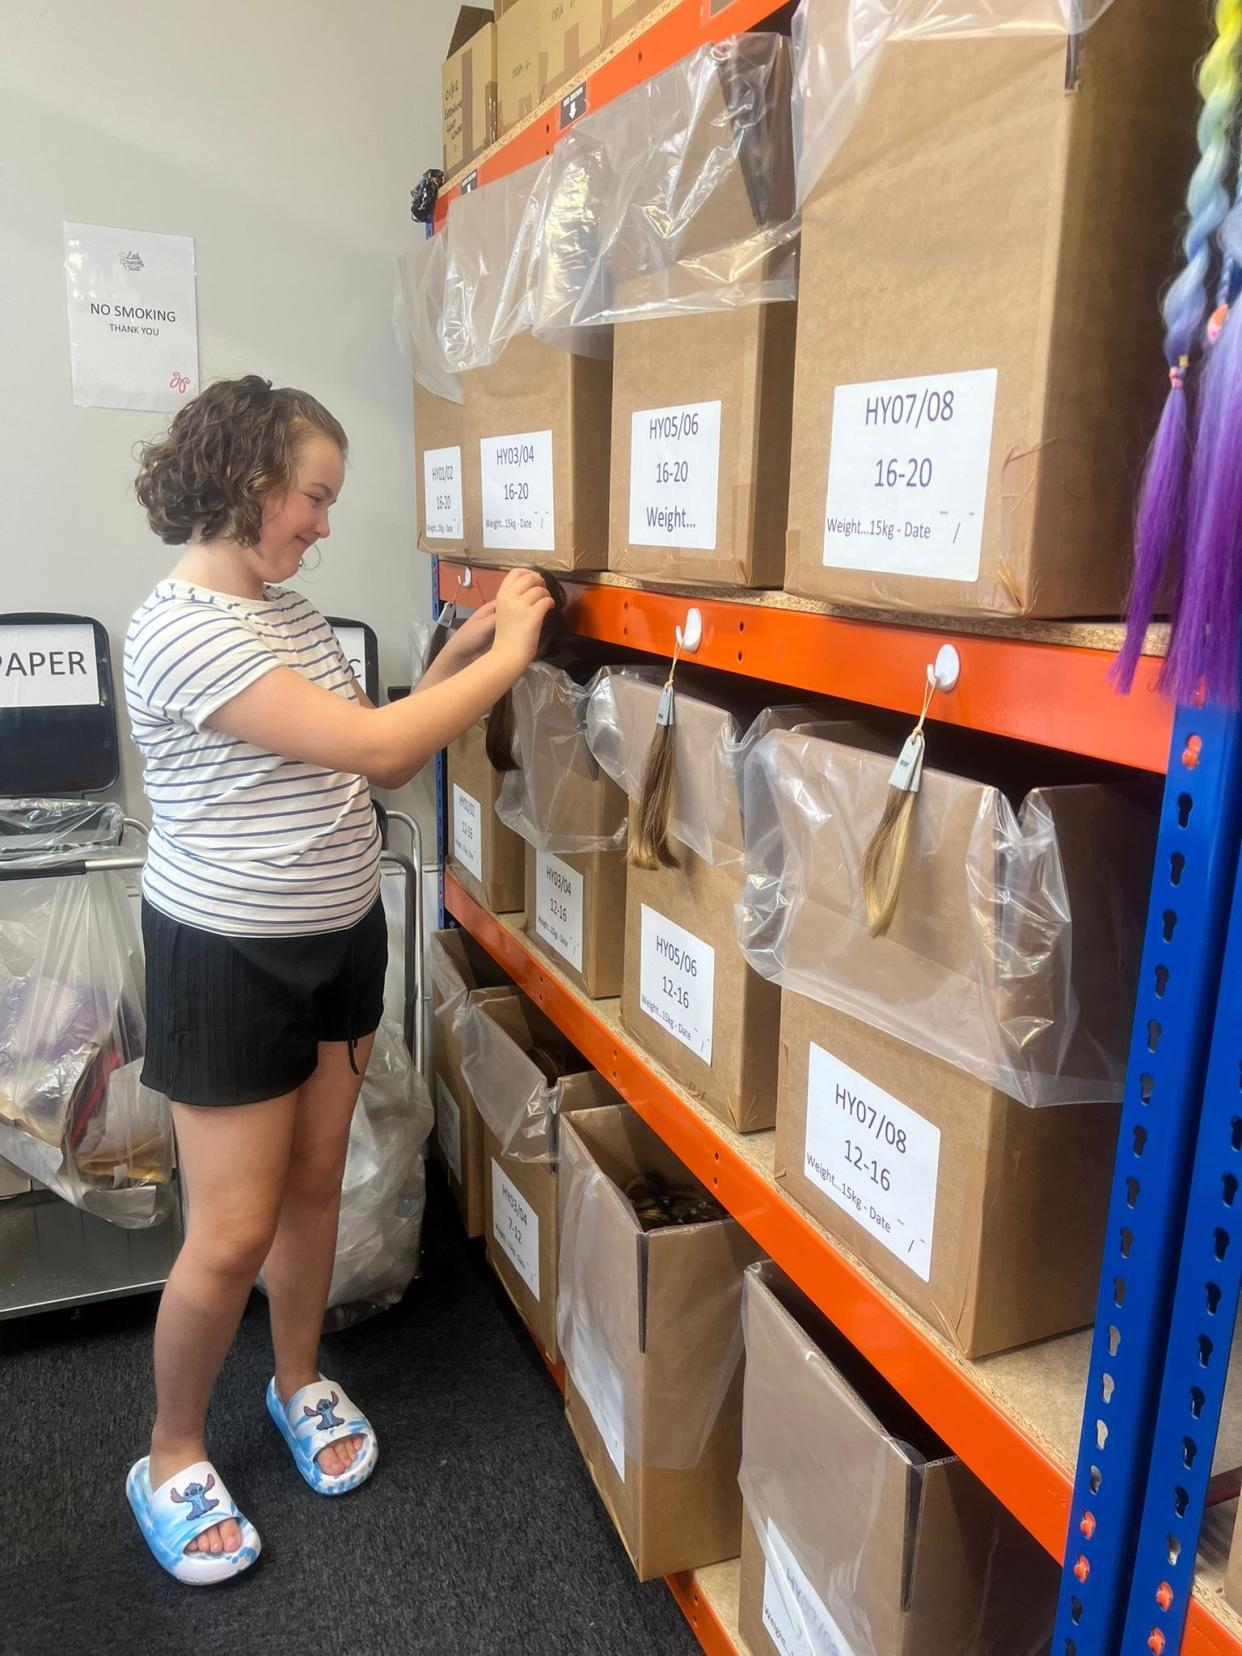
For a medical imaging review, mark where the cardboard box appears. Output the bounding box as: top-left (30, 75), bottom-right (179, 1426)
top-left (414, 380), bottom-right (465, 554)
top-left (602, 0), bottom-right (661, 47)
top-left (622, 815), bottom-right (778, 1131)
top-left (524, 841), bottom-right (625, 999)
top-left (559, 1106), bottom-right (763, 1578)
top-left (497, 0), bottom-right (543, 135)
top-left (442, 8), bottom-right (497, 177)
top-left (0, 1162), bottom-right (30, 1199)
top-left (738, 1265), bottom-right (1057, 1654)
top-left (462, 330), bottom-right (613, 570)
top-left (608, 302), bottom-right (796, 587)
top-left (541, 0), bottom-right (604, 101)
top-left (776, 988), bottom-right (1119, 1356)
top-left (447, 717), bottom-right (527, 913)
top-left (429, 932), bottom-right (516, 1237)
top-left (471, 994), bottom-right (618, 1360)
top-left (784, 1), bottom-right (1202, 616)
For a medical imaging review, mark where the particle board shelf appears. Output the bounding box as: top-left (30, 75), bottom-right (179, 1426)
top-left (434, 0), bottom-right (784, 225)
top-left (435, 560), bottom-right (1174, 773)
top-left (445, 874), bottom-right (1242, 1656)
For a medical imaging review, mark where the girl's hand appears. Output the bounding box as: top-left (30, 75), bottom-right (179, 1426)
top-left (444, 601), bottom-right (496, 664)
top-left (492, 569), bottom-right (554, 676)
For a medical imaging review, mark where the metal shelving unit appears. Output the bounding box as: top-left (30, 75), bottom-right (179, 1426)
top-left (420, 1), bottom-right (1242, 1651)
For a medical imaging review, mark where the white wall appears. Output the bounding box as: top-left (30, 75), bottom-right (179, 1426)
top-left (1, 0), bottom-right (461, 849)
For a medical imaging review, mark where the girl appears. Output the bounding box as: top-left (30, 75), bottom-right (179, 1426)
top-left (122, 374), bottom-right (551, 1583)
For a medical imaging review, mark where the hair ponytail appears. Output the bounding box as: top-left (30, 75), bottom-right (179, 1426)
top-left (485, 570), bottom-right (569, 773)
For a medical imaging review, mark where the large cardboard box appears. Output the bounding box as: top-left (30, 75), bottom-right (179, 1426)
top-left (775, 989), bottom-right (1119, 1357)
top-left (470, 995), bottom-right (618, 1360)
top-left (442, 8), bottom-right (497, 177)
top-left (541, 0), bottom-right (604, 101)
top-left (559, 1107), bottom-right (763, 1579)
top-left (609, 303), bottom-right (796, 587)
top-left (497, 0), bottom-right (543, 135)
top-left (462, 330), bottom-right (613, 570)
top-left (602, 0), bottom-right (661, 47)
top-left (414, 380), bottom-right (465, 554)
top-left (738, 1265), bottom-right (1058, 1654)
top-left (429, 930), bottom-right (516, 1237)
top-left (784, 0), bottom-right (1202, 616)
top-left (524, 840), bottom-right (626, 999)
top-left (447, 717), bottom-right (526, 914)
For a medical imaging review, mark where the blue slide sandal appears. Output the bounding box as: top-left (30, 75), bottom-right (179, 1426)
top-left (126, 1456), bottom-right (260, 1585)
top-left (265, 1376), bottom-right (378, 1495)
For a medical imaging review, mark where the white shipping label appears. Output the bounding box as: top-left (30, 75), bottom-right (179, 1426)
top-left (535, 852), bottom-right (584, 973)
top-left (572, 1326), bottom-right (627, 1481)
top-left (822, 368), bottom-right (998, 583)
top-left (628, 400), bottom-right (722, 550)
top-left (435, 1076), bottom-right (462, 1184)
top-left (804, 1042), bottom-right (940, 1282)
top-left (423, 444), bottom-right (464, 540)
top-left (762, 1519), bottom-right (858, 1656)
top-left (638, 905), bottom-right (715, 1065)
top-left (0, 624), bottom-right (100, 709)
top-left (452, 784), bottom-right (483, 881)
top-left (481, 428), bottom-right (555, 550)
top-left (491, 1160), bottom-right (541, 1298)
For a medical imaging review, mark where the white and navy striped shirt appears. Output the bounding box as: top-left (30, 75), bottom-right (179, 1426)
top-left (124, 580), bottom-right (381, 938)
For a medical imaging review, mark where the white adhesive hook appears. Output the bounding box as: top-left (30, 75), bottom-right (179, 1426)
top-left (927, 643), bottom-right (961, 693)
top-left (675, 608), bottom-right (703, 653)
top-left (459, 565), bottom-right (473, 590)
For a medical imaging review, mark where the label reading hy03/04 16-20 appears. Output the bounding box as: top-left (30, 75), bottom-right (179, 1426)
top-left (481, 429), bottom-right (555, 550)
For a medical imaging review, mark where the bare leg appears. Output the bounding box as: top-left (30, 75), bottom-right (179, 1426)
top-left (149, 1092), bottom-right (299, 1555)
top-left (263, 1035), bottom-right (375, 1476)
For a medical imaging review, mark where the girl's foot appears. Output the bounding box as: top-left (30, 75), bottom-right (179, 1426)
top-left (149, 1442), bottom-right (241, 1556)
top-left (267, 1375), bottom-right (378, 1495)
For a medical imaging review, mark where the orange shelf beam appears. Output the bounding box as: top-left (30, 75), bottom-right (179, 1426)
top-left (434, 0), bottom-right (784, 227)
top-left (1187, 1605), bottom-right (1242, 1656)
top-left (436, 561), bottom-right (1173, 773)
top-left (444, 872), bottom-right (1073, 1562)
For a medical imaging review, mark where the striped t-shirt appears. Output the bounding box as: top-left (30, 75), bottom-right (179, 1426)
top-left (124, 579), bottom-right (381, 937)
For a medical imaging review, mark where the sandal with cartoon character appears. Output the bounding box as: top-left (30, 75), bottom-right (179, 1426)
top-left (126, 1456), bottom-right (261, 1585)
top-left (265, 1376), bottom-right (378, 1495)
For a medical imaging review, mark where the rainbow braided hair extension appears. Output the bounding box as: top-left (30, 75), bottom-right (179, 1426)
top-left (1114, 1), bottom-right (1240, 694)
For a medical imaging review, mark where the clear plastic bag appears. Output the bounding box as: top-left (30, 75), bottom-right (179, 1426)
top-left (0, 870), bottom-right (174, 1227)
top-left (496, 662), bottom-right (628, 854)
top-left (792, 0), bottom-right (1116, 206)
top-left (584, 667), bottom-right (817, 866)
top-left (394, 229), bottom-right (462, 403)
top-left (0, 799), bottom-right (123, 865)
top-left (737, 726), bottom-right (1155, 1105)
top-left (533, 33), bottom-right (798, 337)
top-left (739, 1263), bottom-right (1057, 1655)
top-left (457, 991), bottom-right (576, 1163)
top-left (320, 1019), bottom-right (433, 1328)
top-left (557, 1107), bottom-right (759, 1472)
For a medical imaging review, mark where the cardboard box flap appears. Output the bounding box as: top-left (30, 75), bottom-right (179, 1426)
top-left (496, 660), bottom-right (628, 852)
top-left (447, 5), bottom-right (493, 58)
top-left (739, 727), bottom-right (1154, 1104)
top-left (460, 992), bottom-right (589, 1159)
top-left (430, 927), bottom-right (512, 1011)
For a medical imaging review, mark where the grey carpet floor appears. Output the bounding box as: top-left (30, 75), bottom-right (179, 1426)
top-left (0, 1173), bottom-right (700, 1656)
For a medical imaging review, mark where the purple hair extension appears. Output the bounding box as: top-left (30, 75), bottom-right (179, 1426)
top-left (1113, 7), bottom-right (1240, 694)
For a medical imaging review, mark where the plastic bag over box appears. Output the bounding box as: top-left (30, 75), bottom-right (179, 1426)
top-left (533, 33), bottom-right (798, 337)
top-left (585, 667), bottom-right (817, 867)
top-left (496, 661), bottom-right (628, 854)
top-left (557, 1108), bottom-right (758, 1473)
top-left (738, 1263), bottom-right (1056, 1655)
top-left (458, 991), bottom-right (589, 1163)
top-left (0, 799), bottom-right (124, 866)
top-left (792, 0), bottom-right (1115, 207)
top-left (0, 871), bottom-right (174, 1227)
top-left (395, 229), bottom-right (462, 403)
top-left (737, 726), bottom-right (1155, 1105)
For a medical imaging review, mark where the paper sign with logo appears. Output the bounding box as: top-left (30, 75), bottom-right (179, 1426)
top-left (0, 623), bottom-right (101, 710)
top-left (63, 223), bottom-right (199, 412)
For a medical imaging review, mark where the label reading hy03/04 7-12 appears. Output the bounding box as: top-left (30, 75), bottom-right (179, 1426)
top-left (481, 429), bottom-right (555, 550)
top-left (803, 1042), bottom-right (940, 1282)
top-left (491, 1160), bottom-right (540, 1299)
top-left (822, 368), bottom-right (997, 583)
top-left (423, 444), bottom-right (463, 540)
top-left (628, 401), bottom-right (722, 550)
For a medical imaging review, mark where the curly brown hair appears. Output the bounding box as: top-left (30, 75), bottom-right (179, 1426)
top-left (134, 375), bottom-right (348, 546)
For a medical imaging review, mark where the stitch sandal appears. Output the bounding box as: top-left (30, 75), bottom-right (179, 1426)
top-left (265, 1377), bottom-right (378, 1495)
top-left (126, 1456), bottom-right (260, 1585)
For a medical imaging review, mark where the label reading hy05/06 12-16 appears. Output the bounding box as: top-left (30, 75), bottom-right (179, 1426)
top-left (638, 905), bottom-right (715, 1064)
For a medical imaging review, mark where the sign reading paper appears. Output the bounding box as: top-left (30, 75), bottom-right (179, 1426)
top-left (64, 223), bottom-right (199, 412)
top-left (0, 623), bottom-right (100, 709)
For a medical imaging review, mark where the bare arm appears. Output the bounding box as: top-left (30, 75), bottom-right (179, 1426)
top-left (206, 572), bottom-right (550, 789)
top-left (414, 602), bottom-right (497, 695)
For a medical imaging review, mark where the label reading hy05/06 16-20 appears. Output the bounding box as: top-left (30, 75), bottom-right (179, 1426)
top-left (628, 401), bottom-right (722, 550)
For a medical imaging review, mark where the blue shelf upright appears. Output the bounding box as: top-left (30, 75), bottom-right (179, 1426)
top-left (1053, 699), bottom-right (1242, 1656)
